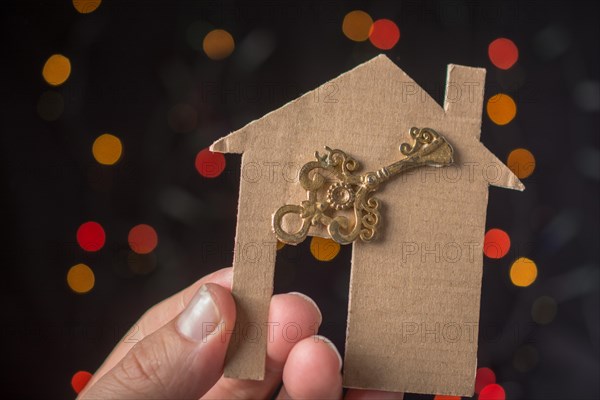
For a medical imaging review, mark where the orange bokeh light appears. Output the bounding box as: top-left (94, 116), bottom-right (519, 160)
top-left (507, 148), bottom-right (535, 179)
top-left (42, 54), bottom-right (71, 86)
top-left (310, 237), bottom-right (341, 261)
top-left (510, 257), bottom-right (538, 287)
top-left (92, 133), bottom-right (123, 165)
top-left (487, 93), bottom-right (517, 125)
top-left (342, 10), bottom-right (373, 42)
top-left (67, 264), bottom-right (95, 294)
top-left (203, 29), bottom-right (235, 60)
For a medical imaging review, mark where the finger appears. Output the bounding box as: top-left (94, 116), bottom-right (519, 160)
top-left (81, 267), bottom-right (232, 392)
top-left (345, 389), bottom-right (404, 400)
top-left (277, 335), bottom-right (343, 400)
top-left (81, 283), bottom-right (235, 399)
top-left (203, 292), bottom-right (322, 399)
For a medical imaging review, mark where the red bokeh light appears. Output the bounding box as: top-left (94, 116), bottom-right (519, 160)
top-left (488, 38), bottom-right (519, 70)
top-left (71, 370), bottom-right (92, 394)
top-left (475, 367), bottom-right (497, 394)
top-left (76, 221), bottom-right (106, 252)
top-left (195, 148), bottom-right (226, 178)
top-left (483, 228), bottom-right (511, 259)
top-left (369, 19), bottom-right (400, 50)
top-left (479, 383), bottom-right (506, 400)
top-left (128, 224), bottom-right (158, 254)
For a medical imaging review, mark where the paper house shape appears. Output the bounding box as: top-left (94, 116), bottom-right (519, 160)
top-left (210, 54), bottom-right (524, 396)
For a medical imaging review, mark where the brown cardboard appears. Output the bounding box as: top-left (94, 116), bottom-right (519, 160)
top-left (210, 55), bottom-right (524, 395)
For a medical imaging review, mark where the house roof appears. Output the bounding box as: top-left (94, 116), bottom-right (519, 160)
top-left (210, 54), bottom-right (524, 191)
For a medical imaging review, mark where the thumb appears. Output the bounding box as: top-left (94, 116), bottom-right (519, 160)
top-left (81, 283), bottom-right (236, 399)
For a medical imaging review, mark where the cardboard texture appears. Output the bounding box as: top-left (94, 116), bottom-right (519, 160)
top-left (210, 55), bottom-right (524, 396)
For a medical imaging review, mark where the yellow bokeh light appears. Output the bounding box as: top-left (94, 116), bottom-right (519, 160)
top-left (72, 0), bottom-right (102, 14)
top-left (487, 93), bottom-right (517, 125)
top-left (510, 257), bottom-right (537, 287)
top-left (67, 263), bottom-right (95, 294)
top-left (507, 148), bottom-right (535, 179)
top-left (203, 29), bottom-right (235, 60)
top-left (42, 54), bottom-right (71, 86)
top-left (342, 10), bottom-right (373, 42)
top-left (310, 236), bottom-right (341, 262)
top-left (92, 133), bottom-right (123, 165)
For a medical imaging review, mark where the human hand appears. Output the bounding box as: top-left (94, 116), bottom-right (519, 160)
top-left (78, 267), bottom-right (403, 399)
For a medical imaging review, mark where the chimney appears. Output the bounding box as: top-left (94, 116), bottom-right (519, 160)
top-left (443, 64), bottom-right (486, 140)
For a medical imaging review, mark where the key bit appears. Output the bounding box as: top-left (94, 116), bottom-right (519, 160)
top-left (272, 127), bottom-right (455, 245)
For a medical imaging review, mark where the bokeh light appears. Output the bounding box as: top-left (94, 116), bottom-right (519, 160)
top-left (168, 103), bottom-right (198, 133)
top-left (71, 370), bottom-right (92, 394)
top-left (310, 236), bottom-right (341, 261)
top-left (533, 25), bottom-right (570, 60)
top-left (92, 133), bottom-right (123, 165)
top-left (573, 80), bottom-right (600, 112)
top-left (195, 148), bottom-right (226, 178)
top-left (203, 29), bottom-right (235, 60)
top-left (532, 295), bottom-right (557, 324)
top-left (475, 367), bottom-right (497, 393)
top-left (342, 10), bottom-right (373, 42)
top-left (76, 221), bottom-right (106, 252)
top-left (128, 224), bottom-right (158, 254)
top-left (369, 19), bottom-right (400, 50)
top-left (510, 257), bottom-right (538, 287)
top-left (42, 54), bottom-right (71, 86)
top-left (507, 148), bottom-right (536, 179)
top-left (234, 28), bottom-right (276, 73)
top-left (488, 38), bottom-right (519, 70)
top-left (67, 264), bottom-right (95, 294)
top-left (37, 91), bottom-right (64, 121)
top-left (513, 345), bottom-right (539, 372)
top-left (127, 251), bottom-right (158, 275)
top-left (5, 2), bottom-right (597, 399)
top-left (575, 147), bottom-right (600, 180)
top-left (72, 0), bottom-right (101, 14)
top-left (487, 94), bottom-right (517, 125)
top-left (483, 228), bottom-right (511, 259)
top-left (480, 383), bottom-right (506, 400)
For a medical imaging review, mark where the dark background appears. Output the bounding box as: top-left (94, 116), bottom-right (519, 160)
top-left (1, 0), bottom-right (598, 398)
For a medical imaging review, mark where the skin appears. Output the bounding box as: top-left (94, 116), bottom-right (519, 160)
top-left (79, 267), bottom-right (403, 399)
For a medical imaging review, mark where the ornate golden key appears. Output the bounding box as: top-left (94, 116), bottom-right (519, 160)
top-left (272, 127), bottom-right (454, 245)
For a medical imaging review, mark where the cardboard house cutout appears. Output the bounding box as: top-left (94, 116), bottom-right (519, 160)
top-left (210, 54), bottom-right (524, 396)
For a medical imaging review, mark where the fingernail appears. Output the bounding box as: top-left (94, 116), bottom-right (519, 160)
top-left (177, 285), bottom-right (221, 342)
top-left (314, 335), bottom-right (343, 371)
top-left (288, 292), bottom-right (323, 324)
